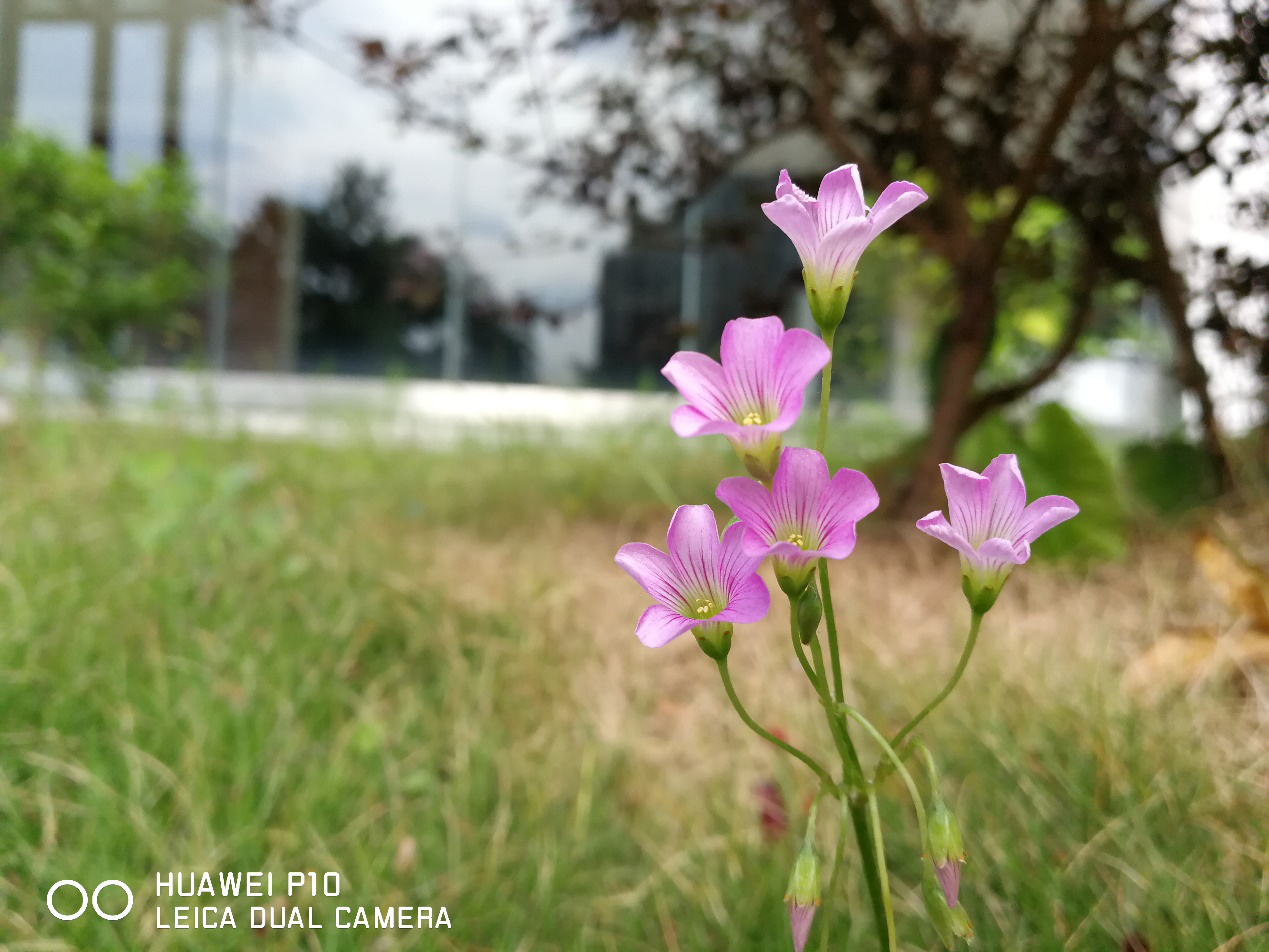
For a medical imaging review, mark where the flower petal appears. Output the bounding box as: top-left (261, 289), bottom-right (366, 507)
top-left (816, 467), bottom-right (879, 554)
top-left (662, 351), bottom-right (732, 420)
top-left (717, 520), bottom-right (766, 585)
top-left (669, 406), bottom-right (742, 440)
top-left (615, 542), bottom-right (685, 608)
top-left (666, 504), bottom-right (723, 597)
top-left (775, 168), bottom-right (814, 204)
top-left (812, 217), bottom-right (874, 288)
top-left (721, 316), bottom-right (788, 417)
top-left (633, 604), bottom-right (696, 648)
top-left (916, 510), bottom-right (979, 564)
top-left (762, 195), bottom-right (818, 267)
top-left (982, 454), bottom-right (1027, 538)
top-left (978, 536), bottom-right (1029, 566)
top-left (715, 570), bottom-right (771, 624)
top-left (788, 903), bottom-right (817, 952)
top-left (771, 329), bottom-right (832, 424)
top-left (1016, 495), bottom-right (1079, 544)
top-left (934, 860), bottom-right (962, 909)
top-left (716, 476), bottom-right (779, 543)
top-left (867, 181), bottom-right (928, 234)
top-left (772, 448), bottom-right (830, 535)
top-left (939, 463), bottom-right (992, 543)
top-left (814, 164), bottom-right (866, 233)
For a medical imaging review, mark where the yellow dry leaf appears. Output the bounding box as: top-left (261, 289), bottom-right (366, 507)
top-left (1122, 628), bottom-right (1269, 700)
top-left (1193, 532), bottom-right (1269, 633)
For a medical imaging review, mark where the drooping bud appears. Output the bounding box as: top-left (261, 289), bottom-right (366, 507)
top-left (785, 838), bottom-right (821, 952)
top-left (692, 621), bottom-right (733, 661)
top-left (927, 793), bottom-right (966, 907)
top-left (922, 860), bottom-right (974, 948)
top-left (795, 586), bottom-right (823, 644)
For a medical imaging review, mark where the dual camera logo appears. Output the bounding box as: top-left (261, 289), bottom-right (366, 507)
top-left (46, 879), bottom-right (134, 921)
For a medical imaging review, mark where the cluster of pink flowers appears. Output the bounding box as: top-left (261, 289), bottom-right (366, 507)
top-left (613, 165), bottom-right (1079, 952)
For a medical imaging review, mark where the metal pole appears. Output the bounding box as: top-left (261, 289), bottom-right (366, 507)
top-left (0, 0), bottom-right (24, 134)
top-left (88, 0), bottom-right (117, 152)
top-left (679, 200), bottom-right (705, 352)
top-left (441, 98), bottom-right (467, 380)
top-left (207, 1), bottom-right (234, 370)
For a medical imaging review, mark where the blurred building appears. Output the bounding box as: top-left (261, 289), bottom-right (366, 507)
top-left (0, 3), bottom-right (1209, 438)
top-left (599, 131), bottom-right (830, 388)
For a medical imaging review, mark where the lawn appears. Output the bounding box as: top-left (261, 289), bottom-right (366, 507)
top-left (0, 418), bottom-right (1263, 951)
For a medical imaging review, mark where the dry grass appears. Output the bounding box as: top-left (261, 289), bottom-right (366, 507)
top-left (1, 418), bottom-right (1264, 951)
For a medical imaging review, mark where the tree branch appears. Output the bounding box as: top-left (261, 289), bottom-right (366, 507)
top-left (984, 0), bottom-right (1115, 260)
top-left (790, 0), bottom-right (951, 256)
top-left (962, 247), bottom-right (1098, 427)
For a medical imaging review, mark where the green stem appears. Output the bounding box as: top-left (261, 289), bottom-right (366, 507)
top-left (914, 740), bottom-right (941, 790)
top-left (841, 704), bottom-right (929, 849)
top-left (818, 559), bottom-right (845, 702)
top-left (819, 795), bottom-right (851, 952)
top-left (807, 635), bottom-right (855, 775)
top-left (847, 796), bottom-right (890, 952)
top-left (866, 789), bottom-right (897, 952)
top-left (816, 326), bottom-right (837, 453)
top-left (789, 600), bottom-right (818, 685)
top-left (810, 317), bottom-right (887, 951)
top-left (890, 610), bottom-right (984, 750)
top-left (814, 325), bottom-right (845, 705)
top-left (715, 659), bottom-right (838, 793)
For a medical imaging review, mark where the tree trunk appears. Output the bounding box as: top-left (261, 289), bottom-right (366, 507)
top-left (1138, 203), bottom-right (1233, 492)
top-left (898, 270), bottom-right (998, 515)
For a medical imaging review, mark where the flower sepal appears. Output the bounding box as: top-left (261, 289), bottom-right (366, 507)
top-left (736, 434), bottom-right (783, 484)
top-left (692, 621), bottom-right (733, 661)
top-left (806, 276), bottom-right (853, 334)
top-left (775, 561), bottom-right (815, 598)
top-left (961, 573), bottom-right (1004, 615)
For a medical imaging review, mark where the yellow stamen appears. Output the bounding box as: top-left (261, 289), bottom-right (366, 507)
top-left (740, 411), bottom-right (764, 426)
top-left (693, 597), bottom-right (717, 618)
top-left (786, 532), bottom-right (806, 548)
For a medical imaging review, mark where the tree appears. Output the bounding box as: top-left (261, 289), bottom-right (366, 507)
top-left (0, 131), bottom-right (205, 402)
top-left (231, 0), bottom-right (1266, 506)
top-left (297, 161), bottom-right (535, 380)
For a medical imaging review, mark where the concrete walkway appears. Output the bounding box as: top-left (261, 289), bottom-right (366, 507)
top-left (0, 365), bottom-right (680, 446)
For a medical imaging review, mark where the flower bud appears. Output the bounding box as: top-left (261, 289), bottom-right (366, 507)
top-left (796, 586), bottom-right (822, 644)
top-left (692, 621), bottom-right (733, 661)
top-left (927, 793), bottom-right (966, 907)
top-left (922, 860), bottom-right (974, 949)
top-left (785, 839), bottom-right (821, 952)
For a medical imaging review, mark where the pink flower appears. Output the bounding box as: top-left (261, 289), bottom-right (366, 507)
top-left (916, 454), bottom-right (1079, 607)
top-left (662, 316), bottom-right (830, 481)
top-left (716, 448), bottom-right (879, 592)
top-left (615, 504), bottom-right (770, 653)
top-left (762, 166), bottom-right (927, 328)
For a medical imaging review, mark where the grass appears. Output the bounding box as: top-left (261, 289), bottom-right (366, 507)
top-left (0, 417), bottom-right (1264, 951)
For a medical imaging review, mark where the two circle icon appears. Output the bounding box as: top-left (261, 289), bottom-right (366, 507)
top-left (46, 879), bottom-right (133, 921)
